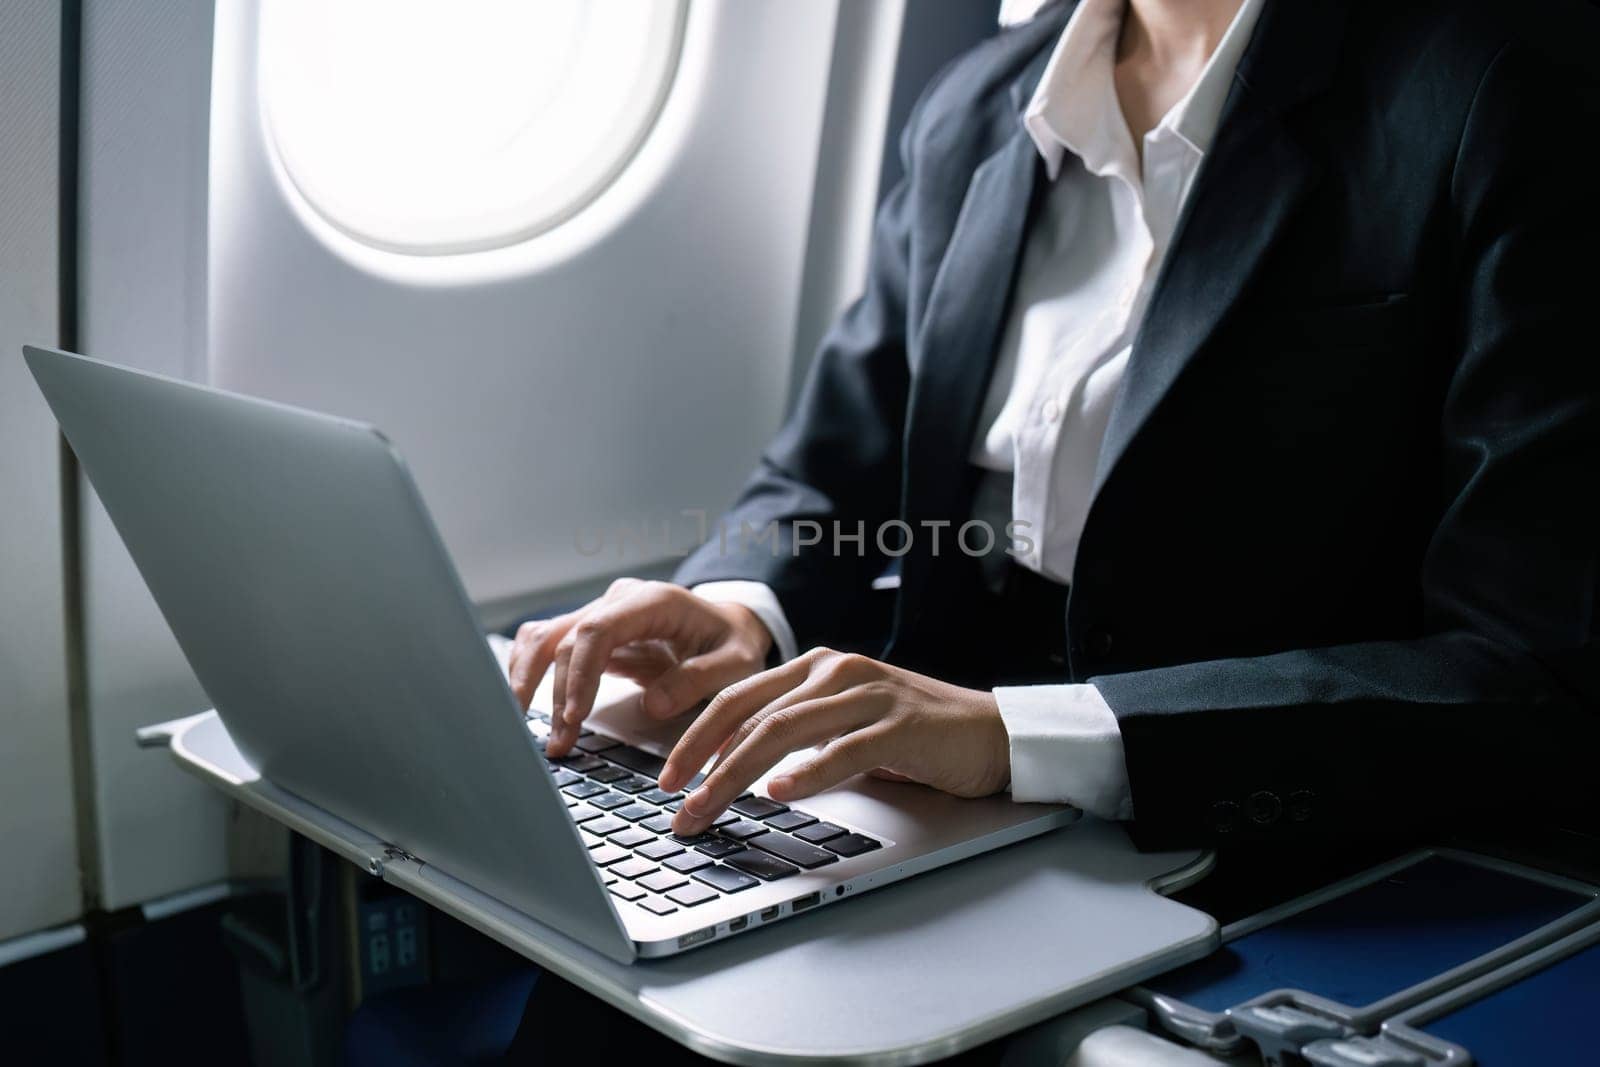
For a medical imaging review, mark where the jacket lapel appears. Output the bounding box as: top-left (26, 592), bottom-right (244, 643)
top-left (892, 59), bottom-right (1054, 656)
top-left (902, 128), bottom-right (1042, 533)
top-left (1092, 0), bottom-right (1349, 494)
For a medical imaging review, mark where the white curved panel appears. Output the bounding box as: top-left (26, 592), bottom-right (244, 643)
top-left (210, 0), bottom-right (850, 604)
top-left (0, 0), bottom-right (81, 941)
top-left (79, 0), bottom-right (228, 911)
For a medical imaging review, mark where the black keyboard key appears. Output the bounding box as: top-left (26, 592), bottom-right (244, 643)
top-left (549, 768), bottom-right (582, 788)
top-left (563, 797), bottom-right (578, 808)
top-left (638, 896), bottom-right (677, 916)
top-left (730, 796), bottom-right (788, 819)
top-left (664, 799), bottom-right (684, 811)
top-left (611, 858), bottom-right (659, 880)
top-left (586, 765), bottom-right (629, 784)
top-left (638, 870), bottom-right (688, 893)
top-left (663, 851), bottom-right (712, 873)
top-left (719, 820), bottom-right (768, 841)
top-left (793, 822), bottom-right (846, 844)
top-left (640, 788), bottom-right (681, 806)
top-left (562, 780), bottom-right (607, 800)
top-left (552, 753), bottom-right (606, 773)
top-left (611, 775), bottom-right (656, 795)
top-left (589, 792), bottom-right (632, 811)
top-left (694, 837), bottom-right (742, 859)
top-left (823, 833), bottom-right (881, 857)
top-left (764, 810), bottom-right (817, 832)
top-left (613, 803), bottom-right (659, 822)
top-left (723, 849), bottom-right (800, 881)
top-left (637, 839), bottom-right (683, 861)
top-left (711, 810), bottom-right (739, 828)
top-left (666, 883), bottom-right (720, 908)
top-left (610, 827), bottom-right (655, 849)
top-left (692, 865), bottom-right (759, 894)
top-left (569, 805), bottom-right (603, 823)
top-left (606, 745), bottom-right (667, 777)
top-left (641, 814), bottom-right (676, 834)
top-left (749, 832), bottom-right (838, 869)
top-left (609, 883), bottom-right (646, 902)
top-left (574, 734), bottom-right (621, 753)
top-left (584, 816), bottom-right (628, 836)
top-left (685, 773), bottom-right (707, 790)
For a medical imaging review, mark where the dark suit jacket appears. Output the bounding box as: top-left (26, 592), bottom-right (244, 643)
top-left (676, 0), bottom-right (1600, 847)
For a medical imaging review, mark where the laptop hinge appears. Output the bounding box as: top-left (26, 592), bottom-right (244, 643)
top-left (367, 843), bottom-right (420, 877)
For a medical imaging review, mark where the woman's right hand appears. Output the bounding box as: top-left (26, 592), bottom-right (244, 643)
top-left (507, 578), bottom-right (774, 757)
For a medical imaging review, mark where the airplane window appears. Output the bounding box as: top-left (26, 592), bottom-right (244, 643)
top-left (258, 0), bottom-right (687, 256)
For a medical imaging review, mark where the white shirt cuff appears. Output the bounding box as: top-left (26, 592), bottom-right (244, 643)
top-left (690, 581), bottom-right (798, 664)
top-left (995, 682), bottom-right (1134, 821)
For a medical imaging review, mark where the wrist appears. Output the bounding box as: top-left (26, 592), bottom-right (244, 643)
top-left (716, 602), bottom-right (775, 666)
top-left (968, 688), bottom-right (1012, 795)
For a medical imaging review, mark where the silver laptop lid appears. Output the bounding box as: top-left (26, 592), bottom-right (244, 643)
top-left (25, 346), bottom-right (633, 963)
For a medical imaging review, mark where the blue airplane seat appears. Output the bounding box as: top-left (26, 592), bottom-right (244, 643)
top-left (342, 968), bottom-right (538, 1067)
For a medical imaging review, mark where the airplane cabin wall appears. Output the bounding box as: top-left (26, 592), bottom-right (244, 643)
top-left (77, 0), bottom-right (229, 910)
top-left (53, 0), bottom-right (1003, 921)
top-left (67, 0), bottom-right (981, 913)
top-left (206, 0), bottom-right (894, 608)
top-left (0, 0), bottom-right (82, 945)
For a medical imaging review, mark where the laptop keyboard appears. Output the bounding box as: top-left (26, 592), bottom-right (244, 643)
top-left (528, 712), bottom-right (882, 917)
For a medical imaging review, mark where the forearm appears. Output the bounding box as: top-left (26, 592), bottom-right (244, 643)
top-left (1092, 630), bottom-right (1596, 847)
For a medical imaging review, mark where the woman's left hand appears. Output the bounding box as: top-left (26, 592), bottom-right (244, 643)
top-left (658, 647), bottom-right (1011, 837)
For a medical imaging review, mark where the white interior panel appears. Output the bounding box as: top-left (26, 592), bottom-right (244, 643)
top-left (78, 0), bottom-right (229, 910)
top-left (209, 0), bottom-right (850, 603)
top-left (70, 0), bottom-right (904, 910)
top-left (0, 0), bottom-right (82, 940)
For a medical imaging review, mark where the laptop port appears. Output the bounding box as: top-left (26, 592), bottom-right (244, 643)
top-left (790, 891), bottom-right (822, 912)
top-left (728, 915), bottom-right (748, 932)
top-left (677, 927), bottom-right (715, 949)
top-left (759, 905), bottom-right (781, 921)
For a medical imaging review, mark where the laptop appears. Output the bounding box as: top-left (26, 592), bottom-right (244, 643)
top-left (25, 345), bottom-right (1077, 960)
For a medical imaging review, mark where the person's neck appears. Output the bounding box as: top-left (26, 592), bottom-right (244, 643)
top-left (1118, 0), bottom-right (1243, 67)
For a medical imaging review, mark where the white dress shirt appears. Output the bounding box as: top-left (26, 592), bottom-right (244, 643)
top-left (698, 0), bottom-right (1263, 821)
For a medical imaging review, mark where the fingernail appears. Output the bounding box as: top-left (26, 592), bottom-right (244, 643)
top-left (768, 775), bottom-right (792, 796)
top-left (683, 789), bottom-right (709, 816)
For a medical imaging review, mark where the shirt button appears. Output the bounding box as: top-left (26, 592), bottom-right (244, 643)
top-left (1041, 399), bottom-right (1062, 423)
top-left (1248, 790), bottom-right (1284, 826)
top-left (1288, 789), bottom-right (1317, 822)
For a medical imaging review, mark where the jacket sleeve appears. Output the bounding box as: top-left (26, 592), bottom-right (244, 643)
top-left (672, 94), bottom-right (933, 653)
top-left (1094, 36), bottom-right (1600, 846)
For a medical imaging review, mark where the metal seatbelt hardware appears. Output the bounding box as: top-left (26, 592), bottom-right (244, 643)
top-left (1228, 1002), bottom-right (1348, 1065)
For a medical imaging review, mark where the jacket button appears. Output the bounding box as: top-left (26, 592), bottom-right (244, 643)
top-left (1083, 627), bottom-right (1114, 661)
top-left (1248, 790), bottom-right (1283, 826)
top-left (1209, 800), bottom-right (1239, 833)
top-left (1288, 789), bottom-right (1316, 822)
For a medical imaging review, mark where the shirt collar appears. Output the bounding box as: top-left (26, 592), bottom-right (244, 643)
top-left (1021, 0), bottom-right (1266, 180)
